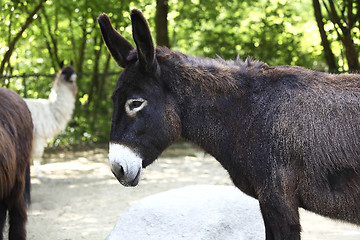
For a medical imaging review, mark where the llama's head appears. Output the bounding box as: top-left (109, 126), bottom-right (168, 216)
top-left (98, 10), bottom-right (182, 186)
top-left (56, 63), bottom-right (78, 95)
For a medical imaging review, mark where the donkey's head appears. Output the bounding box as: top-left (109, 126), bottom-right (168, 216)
top-left (98, 10), bottom-right (181, 186)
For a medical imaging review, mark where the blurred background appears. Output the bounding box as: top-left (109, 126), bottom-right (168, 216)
top-left (0, 0), bottom-right (359, 146)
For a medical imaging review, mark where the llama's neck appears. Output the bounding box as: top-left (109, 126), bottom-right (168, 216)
top-left (48, 80), bottom-right (76, 125)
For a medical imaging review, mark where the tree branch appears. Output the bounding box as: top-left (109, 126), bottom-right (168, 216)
top-left (0, 0), bottom-right (47, 77)
top-left (313, 0), bottom-right (338, 72)
top-left (42, 9), bottom-right (60, 67)
top-left (347, 0), bottom-right (354, 29)
top-left (327, 0), bottom-right (348, 35)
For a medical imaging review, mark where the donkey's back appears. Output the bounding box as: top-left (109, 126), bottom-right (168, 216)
top-left (245, 64), bottom-right (360, 223)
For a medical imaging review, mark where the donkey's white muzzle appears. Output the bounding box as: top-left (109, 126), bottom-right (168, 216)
top-left (109, 143), bottom-right (142, 187)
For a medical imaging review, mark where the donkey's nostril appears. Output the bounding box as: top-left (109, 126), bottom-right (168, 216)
top-left (118, 165), bottom-right (125, 177)
top-left (111, 164), bottom-right (125, 179)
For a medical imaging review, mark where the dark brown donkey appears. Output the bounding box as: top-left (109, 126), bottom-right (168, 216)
top-left (0, 88), bottom-right (33, 240)
top-left (98, 9), bottom-right (360, 240)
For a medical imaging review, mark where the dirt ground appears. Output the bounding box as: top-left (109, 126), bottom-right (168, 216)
top-left (25, 141), bottom-right (360, 240)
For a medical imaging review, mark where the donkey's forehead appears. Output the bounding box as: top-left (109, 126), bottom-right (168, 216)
top-left (126, 49), bottom-right (138, 62)
top-left (111, 47), bottom-right (175, 98)
top-left (125, 47), bottom-right (175, 67)
top-left (112, 68), bottom-right (155, 100)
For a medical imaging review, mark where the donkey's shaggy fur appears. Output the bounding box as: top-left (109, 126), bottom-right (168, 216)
top-left (99, 9), bottom-right (360, 240)
top-left (24, 65), bottom-right (77, 176)
top-left (0, 88), bottom-right (33, 240)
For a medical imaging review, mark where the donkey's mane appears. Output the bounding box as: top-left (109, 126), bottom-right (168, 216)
top-left (127, 46), bottom-right (270, 96)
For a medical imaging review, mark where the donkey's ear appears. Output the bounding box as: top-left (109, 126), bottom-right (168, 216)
top-left (98, 13), bottom-right (134, 68)
top-left (131, 9), bottom-right (157, 73)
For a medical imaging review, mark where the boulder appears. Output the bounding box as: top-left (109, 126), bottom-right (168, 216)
top-left (107, 185), bottom-right (265, 240)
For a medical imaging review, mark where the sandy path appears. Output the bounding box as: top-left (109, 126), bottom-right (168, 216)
top-left (26, 142), bottom-right (360, 240)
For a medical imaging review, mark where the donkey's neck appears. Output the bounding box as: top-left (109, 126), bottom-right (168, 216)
top-left (180, 99), bottom-right (233, 160)
top-left (167, 55), bottom-right (251, 162)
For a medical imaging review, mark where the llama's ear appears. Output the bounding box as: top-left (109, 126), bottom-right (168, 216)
top-left (131, 9), bottom-right (158, 73)
top-left (60, 60), bottom-right (64, 69)
top-left (98, 13), bottom-right (134, 68)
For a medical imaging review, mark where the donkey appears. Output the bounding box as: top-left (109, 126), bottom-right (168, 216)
top-left (0, 88), bottom-right (33, 240)
top-left (98, 9), bottom-right (360, 240)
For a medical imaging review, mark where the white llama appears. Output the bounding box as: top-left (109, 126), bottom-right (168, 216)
top-left (24, 64), bottom-right (77, 177)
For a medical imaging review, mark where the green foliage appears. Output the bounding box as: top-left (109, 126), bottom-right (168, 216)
top-left (170, 0), bottom-right (324, 69)
top-left (0, 0), bottom-right (331, 145)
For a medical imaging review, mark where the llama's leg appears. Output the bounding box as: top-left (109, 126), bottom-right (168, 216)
top-left (32, 138), bottom-right (46, 178)
top-left (0, 202), bottom-right (7, 240)
top-left (8, 198), bottom-right (27, 240)
top-left (33, 158), bottom-right (44, 178)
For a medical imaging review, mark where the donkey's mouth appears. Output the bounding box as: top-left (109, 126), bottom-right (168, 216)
top-left (111, 165), bottom-right (142, 187)
top-left (120, 168), bottom-right (141, 187)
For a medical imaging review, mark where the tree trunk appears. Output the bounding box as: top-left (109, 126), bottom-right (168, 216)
top-left (312, 0), bottom-right (338, 72)
top-left (76, 18), bottom-right (88, 81)
top-left (321, 0), bottom-right (360, 72)
top-left (155, 0), bottom-right (170, 48)
top-left (39, 11), bottom-right (60, 70)
top-left (341, 33), bottom-right (360, 72)
top-left (41, 9), bottom-right (61, 68)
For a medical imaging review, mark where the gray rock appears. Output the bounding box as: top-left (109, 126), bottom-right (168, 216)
top-left (107, 185), bottom-right (265, 240)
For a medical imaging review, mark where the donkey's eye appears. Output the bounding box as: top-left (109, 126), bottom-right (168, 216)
top-left (129, 101), bottom-right (143, 110)
top-left (125, 98), bottom-right (148, 117)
